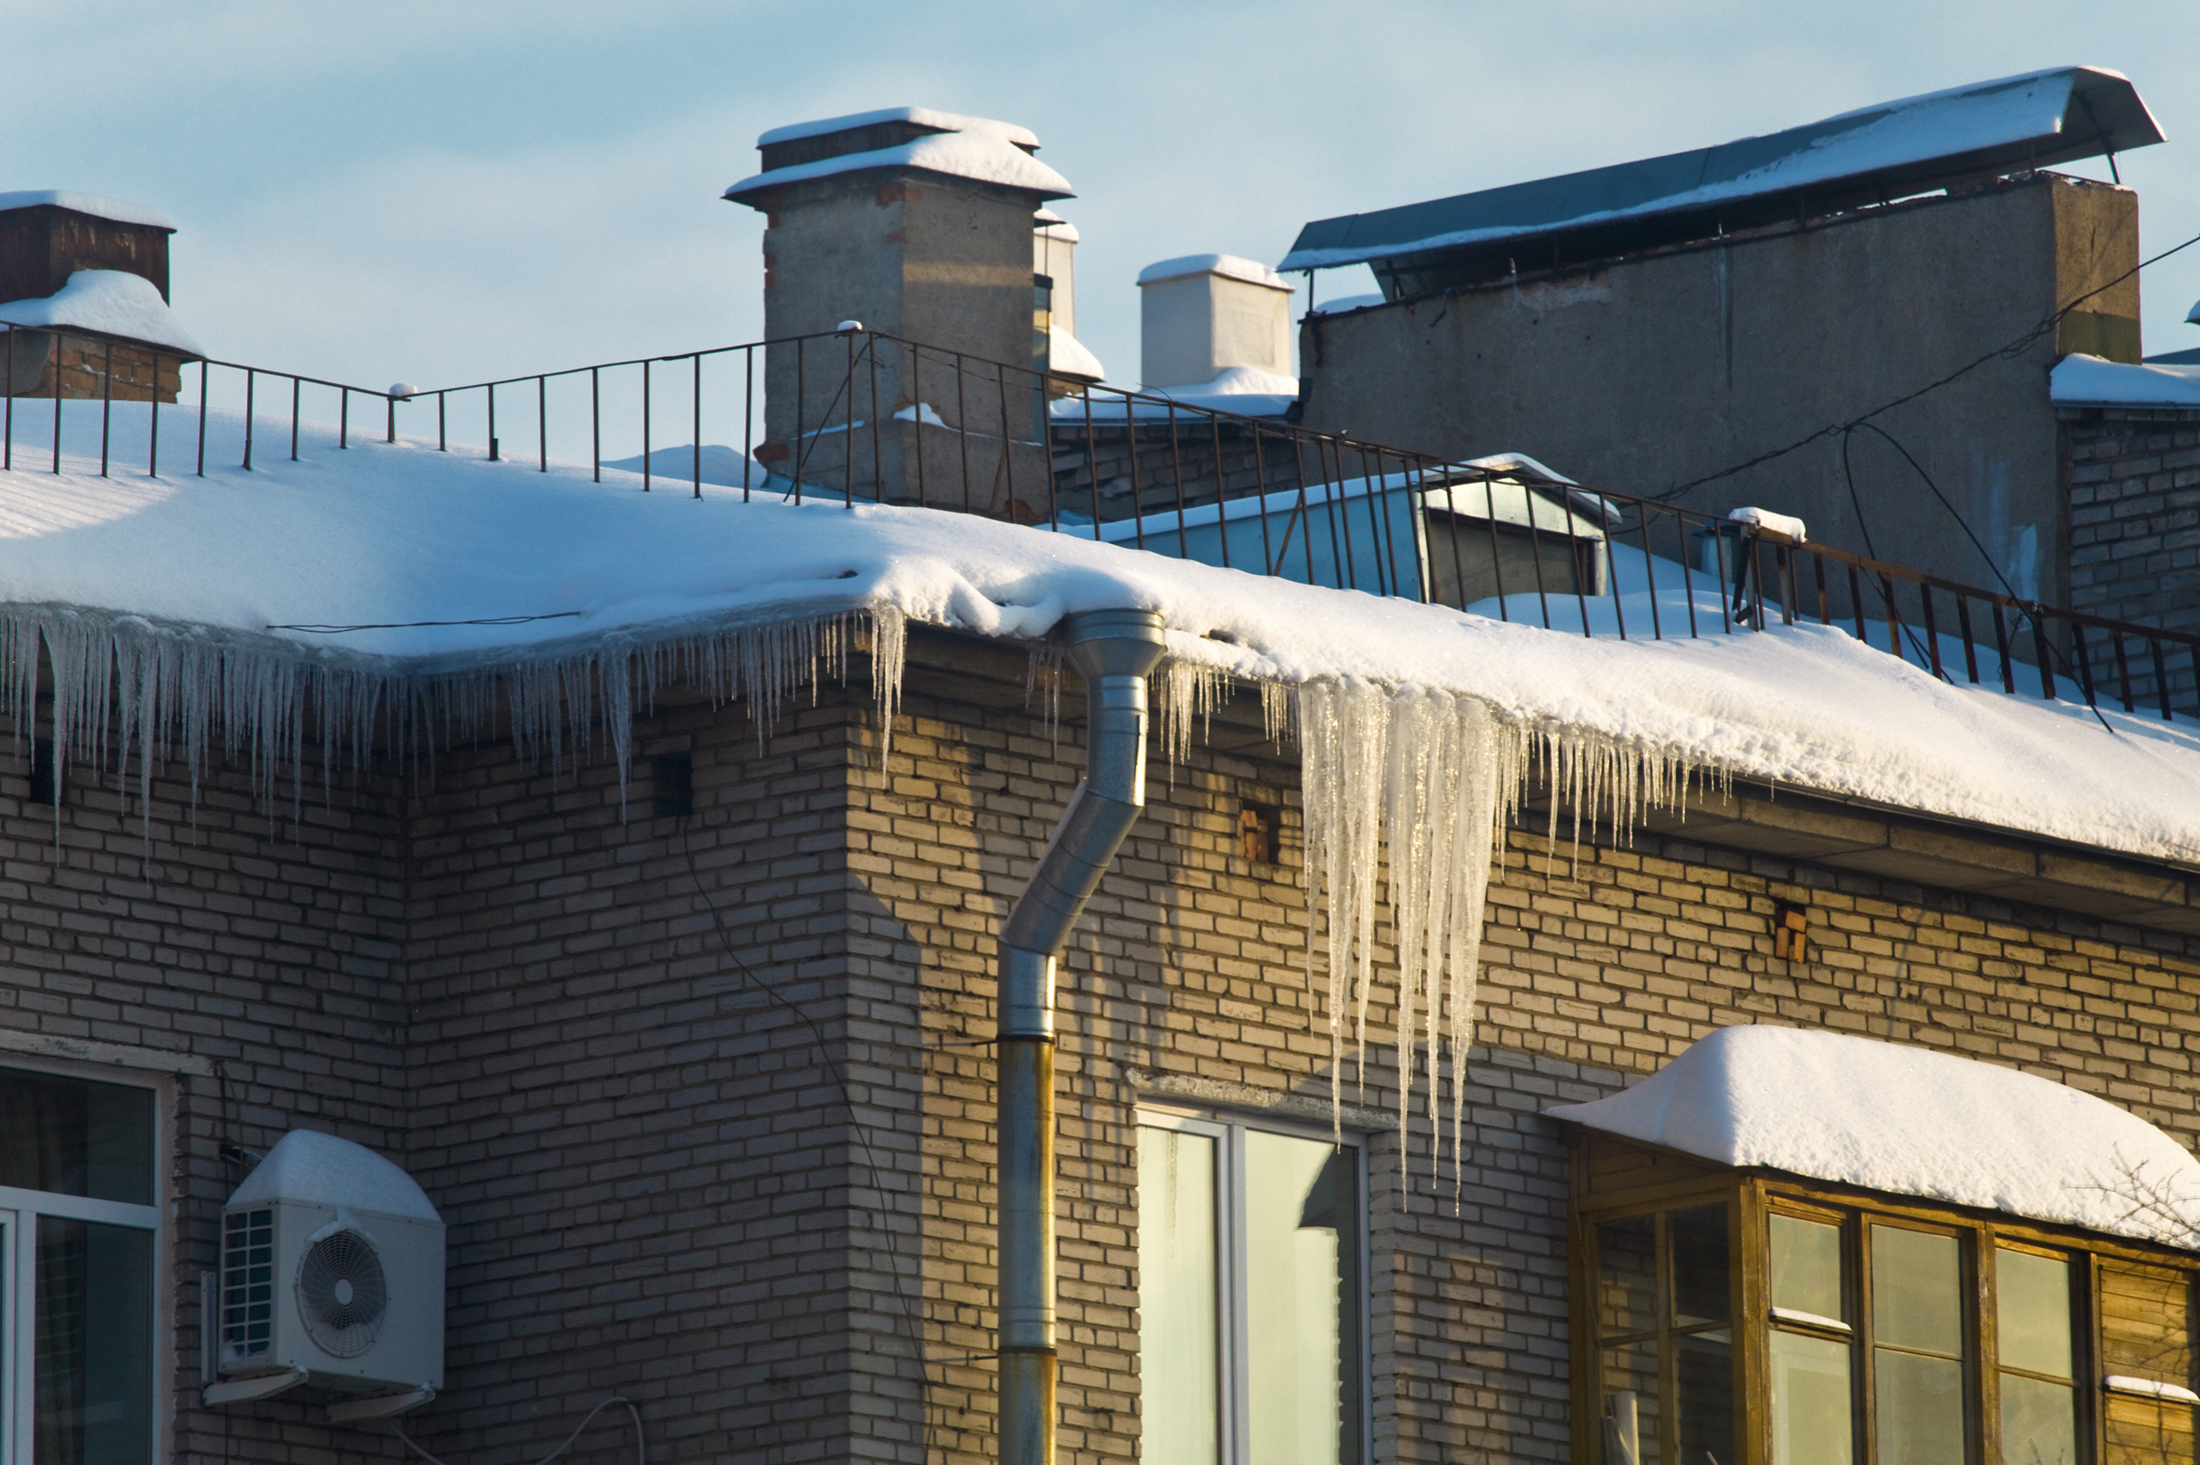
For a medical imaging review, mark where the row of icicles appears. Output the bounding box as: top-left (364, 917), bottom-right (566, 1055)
top-left (6, 602), bottom-right (1713, 1190)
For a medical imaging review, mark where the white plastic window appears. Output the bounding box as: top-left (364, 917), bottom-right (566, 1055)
top-left (0, 1063), bottom-right (160, 1465)
top-left (1136, 1109), bottom-right (1367, 1465)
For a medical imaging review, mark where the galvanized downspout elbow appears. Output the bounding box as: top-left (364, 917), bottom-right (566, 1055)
top-left (996, 608), bottom-right (1166, 1465)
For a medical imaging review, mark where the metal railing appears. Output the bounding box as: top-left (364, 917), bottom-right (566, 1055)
top-left (4, 318), bottom-right (2194, 722)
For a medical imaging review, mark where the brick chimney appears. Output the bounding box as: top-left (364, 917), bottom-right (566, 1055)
top-left (725, 108), bottom-right (1073, 517)
top-left (0, 191), bottom-right (196, 402)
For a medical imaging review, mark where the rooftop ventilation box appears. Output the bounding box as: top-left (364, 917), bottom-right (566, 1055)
top-left (216, 1130), bottom-right (445, 1396)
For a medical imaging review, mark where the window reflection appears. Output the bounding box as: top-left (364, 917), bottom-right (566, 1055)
top-left (1138, 1126), bottom-right (1218, 1465)
top-left (33, 1217), bottom-right (152, 1465)
top-left (1870, 1226), bottom-right (1966, 1465)
top-left (1245, 1130), bottom-right (1360, 1465)
top-left (1996, 1248), bottom-right (2074, 1465)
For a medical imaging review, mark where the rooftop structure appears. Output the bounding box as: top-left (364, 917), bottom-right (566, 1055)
top-left (1282, 66), bottom-right (2161, 297)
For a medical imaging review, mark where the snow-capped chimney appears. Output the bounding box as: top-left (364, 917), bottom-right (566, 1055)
top-left (0, 191), bottom-right (195, 401)
top-left (1137, 254), bottom-right (1295, 391)
top-left (723, 107), bottom-right (1074, 515)
top-left (1035, 210), bottom-right (1103, 385)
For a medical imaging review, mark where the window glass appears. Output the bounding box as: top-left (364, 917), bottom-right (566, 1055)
top-left (1139, 1126), bottom-right (1218, 1465)
top-left (1771, 1214), bottom-right (1844, 1322)
top-left (2000, 1374), bottom-right (2076, 1465)
top-left (1871, 1226), bottom-right (1966, 1465)
top-left (1996, 1249), bottom-right (2072, 1379)
top-left (1770, 1329), bottom-right (1853, 1465)
top-left (1675, 1329), bottom-right (1734, 1465)
top-left (33, 1216), bottom-right (153, 1465)
top-left (1244, 1130), bottom-right (1361, 1465)
top-left (0, 1068), bottom-right (153, 1205)
top-left (1599, 1215), bottom-right (1658, 1340)
top-left (1601, 1342), bottom-right (1662, 1465)
top-left (1872, 1226), bottom-right (1963, 1356)
top-left (1670, 1206), bottom-right (1729, 1329)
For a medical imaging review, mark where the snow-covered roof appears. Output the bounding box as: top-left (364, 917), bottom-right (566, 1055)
top-left (0, 190), bottom-right (176, 231)
top-left (228, 1129), bottom-right (441, 1223)
top-left (757, 107), bottom-right (1038, 150)
top-left (1138, 254), bottom-right (1292, 290)
top-left (1547, 1027), bottom-right (2200, 1248)
top-left (1310, 293), bottom-right (1387, 316)
top-left (728, 116), bottom-right (1069, 203)
top-left (0, 270), bottom-right (204, 357)
top-left (1049, 325), bottom-right (1105, 382)
top-left (1281, 67), bottom-right (2161, 273)
top-left (2051, 352), bottom-right (2200, 410)
top-left (5, 398), bottom-right (2200, 867)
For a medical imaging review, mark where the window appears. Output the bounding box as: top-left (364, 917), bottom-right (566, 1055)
top-left (0, 1064), bottom-right (160, 1465)
top-left (1136, 1110), bottom-right (1367, 1465)
top-left (1570, 1129), bottom-right (2200, 1465)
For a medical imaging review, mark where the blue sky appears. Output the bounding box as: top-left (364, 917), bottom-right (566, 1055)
top-left (9, 0), bottom-right (2199, 397)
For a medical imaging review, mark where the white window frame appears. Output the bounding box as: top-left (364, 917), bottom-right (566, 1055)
top-left (0, 1055), bottom-right (169, 1465)
top-left (1137, 1104), bottom-right (1374, 1465)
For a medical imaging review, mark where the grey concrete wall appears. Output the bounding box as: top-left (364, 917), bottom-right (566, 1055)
top-left (1296, 175), bottom-right (2142, 611)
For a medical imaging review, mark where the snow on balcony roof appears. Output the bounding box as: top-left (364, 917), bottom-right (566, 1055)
top-left (1546, 1026), bottom-right (2200, 1248)
top-left (725, 128), bottom-right (1071, 203)
top-left (2050, 352), bottom-right (2200, 409)
top-left (0, 190), bottom-right (176, 231)
top-left (1281, 67), bottom-right (2162, 274)
top-left (1137, 254), bottom-right (1291, 290)
top-left (756, 107), bottom-right (1039, 150)
top-left (3, 399), bottom-right (2200, 867)
top-left (0, 270), bottom-right (203, 357)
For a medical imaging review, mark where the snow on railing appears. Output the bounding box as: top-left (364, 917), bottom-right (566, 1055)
top-left (4, 318), bottom-right (2195, 724)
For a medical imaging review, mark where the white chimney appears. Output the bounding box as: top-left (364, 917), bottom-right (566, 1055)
top-left (1137, 254), bottom-right (1294, 390)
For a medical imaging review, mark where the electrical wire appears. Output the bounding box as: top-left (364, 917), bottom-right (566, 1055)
top-left (1646, 225), bottom-right (2200, 503)
top-left (387, 1396), bottom-right (644, 1465)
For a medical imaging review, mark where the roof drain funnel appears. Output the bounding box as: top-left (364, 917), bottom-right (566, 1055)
top-left (996, 607), bottom-right (1166, 1465)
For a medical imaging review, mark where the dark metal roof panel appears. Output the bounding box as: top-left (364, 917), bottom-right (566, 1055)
top-left (1281, 67), bottom-right (2162, 274)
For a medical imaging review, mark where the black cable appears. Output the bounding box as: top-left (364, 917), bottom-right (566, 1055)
top-left (672, 819), bottom-right (948, 1448)
top-left (1647, 225), bottom-right (2200, 503)
top-left (1841, 420), bottom-right (2118, 735)
top-left (387, 1396), bottom-right (643, 1465)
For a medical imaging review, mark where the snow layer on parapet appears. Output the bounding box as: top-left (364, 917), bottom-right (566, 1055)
top-left (725, 130), bottom-right (1071, 200)
top-left (1, 396), bottom-right (2199, 865)
top-left (1547, 1027), bottom-right (2200, 1247)
top-left (2051, 352), bottom-right (2200, 408)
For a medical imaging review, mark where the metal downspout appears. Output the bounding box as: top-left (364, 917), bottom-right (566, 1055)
top-left (996, 607), bottom-right (1167, 1465)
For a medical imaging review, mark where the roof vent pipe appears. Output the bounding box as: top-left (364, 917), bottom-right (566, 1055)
top-left (996, 607), bottom-right (1167, 1465)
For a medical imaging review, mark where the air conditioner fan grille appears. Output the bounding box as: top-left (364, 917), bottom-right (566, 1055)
top-left (296, 1229), bottom-right (388, 1358)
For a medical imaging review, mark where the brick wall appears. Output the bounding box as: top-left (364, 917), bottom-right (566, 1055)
top-left (2064, 408), bottom-right (2200, 637)
top-left (4, 641), bottom-right (2200, 1465)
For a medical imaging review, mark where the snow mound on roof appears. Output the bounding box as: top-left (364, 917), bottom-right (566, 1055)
top-left (2050, 352), bottom-right (2200, 408)
top-left (0, 190), bottom-right (175, 230)
top-left (1049, 325), bottom-right (1105, 381)
top-left (228, 1129), bottom-right (441, 1223)
top-left (728, 132), bottom-right (1069, 200)
top-left (1138, 254), bottom-right (1291, 290)
top-left (0, 270), bottom-right (203, 356)
top-left (758, 107), bottom-right (1038, 149)
top-left (1311, 292), bottom-right (1386, 315)
top-left (1547, 1027), bottom-right (2200, 1247)
top-left (2, 398), bottom-right (2200, 863)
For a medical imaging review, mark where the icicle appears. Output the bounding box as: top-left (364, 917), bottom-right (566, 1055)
top-left (1157, 659), bottom-right (1231, 779)
top-left (869, 603), bottom-right (905, 763)
top-left (0, 602), bottom-right (911, 833)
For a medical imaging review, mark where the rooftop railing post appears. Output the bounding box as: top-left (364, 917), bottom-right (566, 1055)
top-left (1208, 412), bottom-right (1230, 568)
top-left (52, 338), bottom-right (63, 475)
top-left (242, 369), bottom-right (255, 471)
top-left (1482, 475), bottom-right (1509, 620)
top-left (1992, 602), bottom-right (2015, 694)
top-left (641, 362), bottom-right (651, 491)
top-left (1955, 594), bottom-right (1981, 684)
top-left (489, 382), bottom-right (499, 462)
top-left (1249, 424), bottom-right (1275, 575)
top-left (291, 378), bottom-right (301, 461)
top-left (1674, 510), bottom-right (1699, 638)
top-left (387, 391), bottom-right (395, 444)
top-left (437, 391), bottom-right (446, 453)
top-left (693, 355), bottom-right (703, 499)
top-left (793, 336), bottom-right (805, 505)
top-left (867, 337), bottom-right (883, 506)
top-left (99, 339), bottom-right (112, 478)
top-left (2153, 638), bottom-right (2173, 720)
top-left (995, 360), bottom-right (1015, 520)
top-left (147, 353), bottom-right (160, 478)
top-left (742, 347), bottom-right (754, 501)
top-left (1082, 385), bottom-right (1100, 533)
top-left (1522, 476), bottom-right (1551, 627)
top-left (4, 326), bottom-right (14, 472)
top-left (539, 375), bottom-right (548, 473)
top-left (196, 361), bottom-right (207, 477)
top-left (340, 386), bottom-right (349, 449)
top-left (954, 350), bottom-right (971, 517)
top-left (1122, 391), bottom-right (1146, 551)
top-left (846, 332), bottom-right (859, 508)
top-left (911, 344), bottom-right (928, 510)
top-left (1164, 400), bottom-right (1189, 557)
top-left (1635, 507), bottom-right (1661, 639)
top-left (592, 367), bottom-right (601, 483)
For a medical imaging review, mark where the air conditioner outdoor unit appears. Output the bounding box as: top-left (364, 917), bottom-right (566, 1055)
top-left (205, 1129), bottom-right (444, 1419)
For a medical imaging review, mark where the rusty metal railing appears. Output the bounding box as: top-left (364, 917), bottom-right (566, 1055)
top-left (5, 319), bottom-right (2193, 722)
